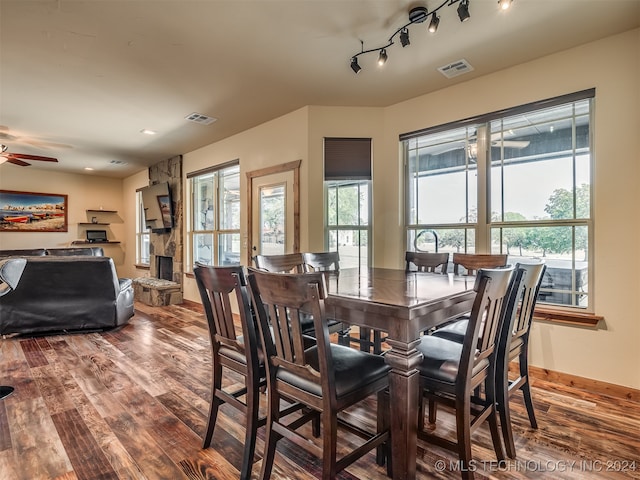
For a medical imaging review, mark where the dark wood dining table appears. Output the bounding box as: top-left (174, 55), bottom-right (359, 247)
top-left (324, 267), bottom-right (476, 480)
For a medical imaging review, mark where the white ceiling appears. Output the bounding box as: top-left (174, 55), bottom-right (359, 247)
top-left (1, 0), bottom-right (638, 178)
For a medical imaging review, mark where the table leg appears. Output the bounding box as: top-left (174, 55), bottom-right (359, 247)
top-left (384, 338), bottom-right (423, 480)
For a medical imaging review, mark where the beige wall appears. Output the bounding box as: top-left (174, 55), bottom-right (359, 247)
top-left (172, 29), bottom-right (640, 389)
top-left (180, 107), bottom-right (311, 302)
top-left (0, 167), bottom-right (127, 271)
top-left (4, 29), bottom-right (637, 389)
top-left (383, 29), bottom-right (640, 389)
top-left (121, 170), bottom-right (150, 279)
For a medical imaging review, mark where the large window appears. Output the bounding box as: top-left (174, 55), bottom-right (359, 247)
top-left (324, 138), bottom-right (372, 268)
top-left (135, 190), bottom-right (150, 265)
top-left (326, 180), bottom-right (370, 268)
top-left (187, 162), bottom-right (240, 269)
top-left (404, 90), bottom-right (594, 310)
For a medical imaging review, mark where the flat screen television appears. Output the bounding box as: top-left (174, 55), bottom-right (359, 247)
top-left (141, 182), bottom-right (174, 232)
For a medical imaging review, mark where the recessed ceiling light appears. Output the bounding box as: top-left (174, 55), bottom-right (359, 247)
top-left (84, 167), bottom-right (94, 171)
top-left (140, 129), bottom-right (157, 135)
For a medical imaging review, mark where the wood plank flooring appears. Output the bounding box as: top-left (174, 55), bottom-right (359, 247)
top-left (1, 302), bottom-right (639, 480)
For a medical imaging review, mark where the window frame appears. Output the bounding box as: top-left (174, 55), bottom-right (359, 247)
top-left (402, 90), bottom-right (598, 322)
top-left (135, 189), bottom-right (150, 266)
top-left (323, 138), bottom-right (373, 268)
top-left (324, 178), bottom-right (372, 268)
top-left (186, 160), bottom-right (241, 271)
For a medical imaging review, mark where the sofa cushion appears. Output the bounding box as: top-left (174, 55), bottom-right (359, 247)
top-left (46, 247), bottom-right (104, 256)
top-left (0, 248), bottom-right (47, 258)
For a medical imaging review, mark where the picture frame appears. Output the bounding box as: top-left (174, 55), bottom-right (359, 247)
top-left (0, 189), bottom-right (68, 232)
top-left (157, 194), bottom-right (173, 229)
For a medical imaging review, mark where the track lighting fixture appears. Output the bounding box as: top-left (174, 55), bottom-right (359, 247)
top-left (350, 57), bottom-right (361, 74)
top-left (378, 49), bottom-right (388, 66)
top-left (400, 28), bottom-right (410, 47)
top-left (350, 0), bottom-right (509, 73)
top-left (457, 0), bottom-right (470, 22)
top-left (428, 13), bottom-right (440, 33)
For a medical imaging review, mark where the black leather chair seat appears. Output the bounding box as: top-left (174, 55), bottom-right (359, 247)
top-left (416, 335), bottom-right (489, 384)
top-left (277, 343), bottom-right (390, 398)
top-left (300, 312), bottom-right (342, 334)
top-left (219, 342), bottom-right (264, 365)
top-left (431, 318), bottom-right (468, 342)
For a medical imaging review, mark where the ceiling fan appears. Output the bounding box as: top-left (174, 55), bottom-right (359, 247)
top-left (428, 133), bottom-right (530, 157)
top-left (0, 144), bottom-right (58, 167)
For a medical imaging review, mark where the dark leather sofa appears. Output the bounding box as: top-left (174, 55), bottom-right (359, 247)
top-left (0, 248), bottom-right (134, 335)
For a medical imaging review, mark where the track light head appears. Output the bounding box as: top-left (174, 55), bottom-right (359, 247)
top-left (498, 0), bottom-right (512, 10)
top-left (457, 0), bottom-right (470, 22)
top-left (378, 49), bottom-right (388, 66)
top-left (400, 28), bottom-right (410, 47)
top-left (350, 57), bottom-right (361, 74)
top-left (428, 13), bottom-right (440, 33)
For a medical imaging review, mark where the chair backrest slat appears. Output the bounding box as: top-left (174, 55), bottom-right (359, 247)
top-left (405, 251), bottom-right (449, 274)
top-left (254, 253), bottom-right (306, 273)
top-left (477, 268), bottom-right (519, 357)
top-left (510, 263), bottom-right (547, 341)
top-left (460, 266), bottom-right (515, 377)
top-left (193, 263), bottom-right (257, 360)
top-left (247, 268), bottom-right (331, 391)
top-left (303, 251), bottom-right (340, 272)
top-left (452, 253), bottom-right (508, 276)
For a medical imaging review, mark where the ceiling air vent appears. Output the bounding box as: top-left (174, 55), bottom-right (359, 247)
top-left (185, 112), bottom-right (217, 125)
top-left (110, 160), bottom-right (128, 166)
top-left (437, 59), bottom-right (474, 79)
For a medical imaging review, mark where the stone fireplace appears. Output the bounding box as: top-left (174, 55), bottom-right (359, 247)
top-left (133, 156), bottom-right (184, 306)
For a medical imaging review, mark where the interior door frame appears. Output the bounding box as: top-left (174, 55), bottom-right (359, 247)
top-left (246, 160), bottom-right (301, 265)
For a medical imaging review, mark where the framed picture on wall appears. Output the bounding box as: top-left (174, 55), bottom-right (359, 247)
top-left (157, 194), bottom-right (173, 229)
top-left (0, 190), bottom-right (68, 232)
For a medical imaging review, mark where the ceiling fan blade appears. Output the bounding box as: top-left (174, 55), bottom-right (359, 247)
top-left (7, 153), bottom-right (58, 162)
top-left (6, 157), bottom-right (31, 167)
top-left (503, 140), bottom-right (530, 148)
top-left (24, 139), bottom-right (73, 149)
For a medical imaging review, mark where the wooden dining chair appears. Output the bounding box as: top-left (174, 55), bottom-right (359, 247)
top-left (253, 252), bottom-right (306, 273)
top-left (428, 262), bottom-right (546, 458)
top-left (256, 252), bottom-right (349, 346)
top-left (246, 268), bottom-right (391, 480)
top-left (303, 251), bottom-right (340, 273)
top-left (496, 262), bottom-right (546, 458)
top-left (452, 253), bottom-right (508, 276)
top-left (193, 264), bottom-right (265, 480)
top-left (416, 266), bottom-right (516, 480)
top-left (405, 251), bottom-right (449, 274)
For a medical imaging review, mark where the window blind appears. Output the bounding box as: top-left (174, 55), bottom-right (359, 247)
top-left (324, 138), bottom-right (372, 180)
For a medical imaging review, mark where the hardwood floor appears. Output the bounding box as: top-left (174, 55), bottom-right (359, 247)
top-left (1, 301), bottom-right (639, 480)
